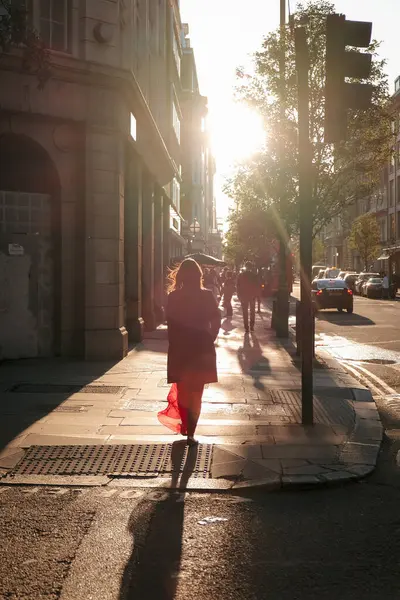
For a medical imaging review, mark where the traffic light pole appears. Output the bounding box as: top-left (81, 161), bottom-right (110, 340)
top-left (275, 0), bottom-right (289, 339)
top-left (295, 26), bottom-right (314, 425)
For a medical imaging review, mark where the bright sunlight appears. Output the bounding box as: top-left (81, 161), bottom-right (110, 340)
top-left (209, 102), bottom-right (265, 169)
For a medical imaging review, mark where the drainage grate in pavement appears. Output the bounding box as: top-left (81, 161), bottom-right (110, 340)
top-left (8, 383), bottom-right (125, 395)
top-left (53, 405), bottom-right (89, 413)
top-left (109, 444), bottom-right (167, 476)
top-left (271, 390), bottom-right (354, 427)
top-left (9, 383), bottom-right (82, 394)
top-left (78, 385), bottom-right (125, 394)
top-left (8, 444), bottom-right (213, 478)
top-left (162, 443), bottom-right (213, 478)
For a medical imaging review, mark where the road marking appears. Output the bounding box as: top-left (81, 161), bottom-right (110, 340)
top-left (341, 360), bottom-right (398, 397)
top-left (341, 361), bottom-right (384, 397)
top-left (360, 340), bottom-right (400, 346)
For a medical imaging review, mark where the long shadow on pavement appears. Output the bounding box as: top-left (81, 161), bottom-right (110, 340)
top-left (119, 441), bottom-right (198, 600)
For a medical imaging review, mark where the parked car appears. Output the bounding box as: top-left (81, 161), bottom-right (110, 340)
top-left (312, 278), bottom-right (354, 313)
top-left (355, 273), bottom-right (380, 295)
top-left (343, 272), bottom-right (359, 293)
top-left (312, 264), bottom-right (327, 279)
top-left (338, 271), bottom-right (348, 279)
top-left (363, 277), bottom-right (383, 298)
top-left (323, 267), bottom-right (341, 279)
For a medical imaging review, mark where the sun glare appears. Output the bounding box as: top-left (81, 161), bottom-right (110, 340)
top-left (209, 102), bottom-right (265, 169)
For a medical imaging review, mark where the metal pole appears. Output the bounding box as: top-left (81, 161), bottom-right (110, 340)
top-left (276, 0), bottom-right (289, 338)
top-left (295, 26), bottom-right (314, 425)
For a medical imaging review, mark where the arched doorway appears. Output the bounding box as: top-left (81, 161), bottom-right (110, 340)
top-left (0, 133), bottom-right (60, 358)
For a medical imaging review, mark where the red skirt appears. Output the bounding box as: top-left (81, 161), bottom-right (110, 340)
top-left (157, 383), bottom-right (182, 434)
top-left (157, 383), bottom-right (203, 434)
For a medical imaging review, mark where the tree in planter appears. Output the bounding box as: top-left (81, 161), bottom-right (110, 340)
top-left (348, 213), bottom-right (381, 271)
top-left (0, 0), bottom-right (50, 88)
top-left (225, 0), bottom-right (392, 241)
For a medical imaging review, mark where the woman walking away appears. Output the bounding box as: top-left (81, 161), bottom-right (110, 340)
top-left (222, 270), bottom-right (236, 317)
top-left (158, 259), bottom-right (221, 445)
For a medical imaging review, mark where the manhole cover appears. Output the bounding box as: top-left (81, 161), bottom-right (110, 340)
top-left (7, 444), bottom-right (214, 478)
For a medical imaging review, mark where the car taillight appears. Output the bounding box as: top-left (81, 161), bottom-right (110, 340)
top-left (347, 289), bottom-right (353, 295)
top-left (317, 290), bottom-right (323, 296)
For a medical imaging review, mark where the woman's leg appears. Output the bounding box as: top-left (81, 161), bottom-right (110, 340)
top-left (177, 382), bottom-right (204, 439)
top-left (187, 385), bottom-right (204, 439)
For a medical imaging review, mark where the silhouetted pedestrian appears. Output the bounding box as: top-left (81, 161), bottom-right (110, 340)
top-left (158, 259), bottom-right (221, 445)
top-left (237, 262), bottom-right (259, 332)
top-left (222, 271), bottom-right (236, 317)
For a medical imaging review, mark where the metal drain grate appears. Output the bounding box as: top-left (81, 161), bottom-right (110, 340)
top-left (162, 444), bottom-right (213, 478)
top-left (110, 444), bottom-right (167, 476)
top-left (8, 444), bottom-right (214, 478)
top-left (9, 383), bottom-right (81, 394)
top-left (78, 385), bottom-right (124, 394)
top-left (8, 383), bottom-right (125, 395)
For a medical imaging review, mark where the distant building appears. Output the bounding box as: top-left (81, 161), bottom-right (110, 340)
top-left (0, 0), bottom-right (188, 360)
top-left (322, 75), bottom-right (400, 275)
top-left (180, 24), bottom-right (216, 254)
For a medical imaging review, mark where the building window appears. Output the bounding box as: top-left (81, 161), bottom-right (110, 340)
top-left (172, 31), bottom-right (181, 76)
top-left (390, 214), bottom-right (395, 240)
top-left (172, 101), bottom-right (180, 144)
top-left (172, 178), bottom-right (180, 213)
top-left (380, 218), bottom-right (386, 242)
top-left (32, 0), bottom-right (71, 52)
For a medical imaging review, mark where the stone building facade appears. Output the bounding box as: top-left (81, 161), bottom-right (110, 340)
top-left (180, 23), bottom-right (216, 254)
top-left (322, 77), bottom-right (400, 274)
top-left (0, 0), bottom-right (188, 361)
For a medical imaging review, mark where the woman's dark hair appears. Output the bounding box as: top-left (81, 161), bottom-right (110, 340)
top-left (167, 258), bottom-right (203, 293)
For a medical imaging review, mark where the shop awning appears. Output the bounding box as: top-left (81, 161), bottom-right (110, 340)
top-left (377, 252), bottom-right (390, 260)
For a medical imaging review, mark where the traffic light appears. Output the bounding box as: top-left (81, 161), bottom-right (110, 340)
top-left (324, 14), bottom-right (374, 143)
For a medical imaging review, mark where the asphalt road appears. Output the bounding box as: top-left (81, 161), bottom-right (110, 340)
top-left (292, 283), bottom-right (400, 393)
top-left (2, 288), bottom-right (400, 599)
top-left (2, 461), bottom-right (400, 600)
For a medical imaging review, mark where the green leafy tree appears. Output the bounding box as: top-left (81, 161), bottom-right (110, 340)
top-left (348, 213), bottom-right (381, 270)
top-left (224, 204), bottom-right (278, 267)
top-left (0, 0), bottom-right (50, 88)
top-left (312, 237), bottom-right (325, 263)
top-left (225, 0), bottom-right (392, 241)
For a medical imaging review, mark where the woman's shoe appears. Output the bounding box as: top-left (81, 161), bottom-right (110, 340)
top-left (187, 436), bottom-right (199, 447)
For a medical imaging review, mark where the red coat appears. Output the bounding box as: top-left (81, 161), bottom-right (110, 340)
top-left (167, 288), bottom-right (221, 385)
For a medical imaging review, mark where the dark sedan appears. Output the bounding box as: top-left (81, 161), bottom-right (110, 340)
top-left (312, 278), bottom-right (354, 313)
top-left (363, 277), bottom-right (383, 298)
top-left (343, 272), bottom-right (359, 292)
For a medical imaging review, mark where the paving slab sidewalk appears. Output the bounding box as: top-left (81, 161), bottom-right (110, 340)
top-left (0, 298), bottom-right (382, 490)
